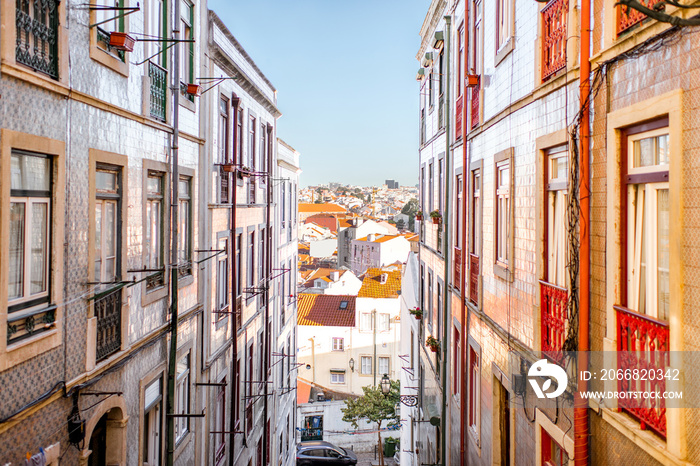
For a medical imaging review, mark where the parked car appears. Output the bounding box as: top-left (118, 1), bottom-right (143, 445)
top-left (296, 441), bottom-right (358, 465)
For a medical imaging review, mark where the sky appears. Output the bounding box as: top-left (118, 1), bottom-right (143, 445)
top-left (208, 0), bottom-right (430, 188)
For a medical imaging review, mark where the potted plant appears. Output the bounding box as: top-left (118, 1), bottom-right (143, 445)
top-left (415, 211), bottom-right (424, 221)
top-left (221, 163), bottom-right (236, 173)
top-left (426, 336), bottom-right (440, 352)
top-left (466, 74), bottom-right (479, 87)
top-left (430, 210), bottom-right (442, 225)
top-left (409, 307), bottom-right (423, 320)
top-left (109, 32), bottom-right (136, 52)
top-left (186, 83), bottom-right (202, 96)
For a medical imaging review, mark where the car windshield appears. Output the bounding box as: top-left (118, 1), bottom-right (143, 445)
top-left (336, 447), bottom-right (347, 455)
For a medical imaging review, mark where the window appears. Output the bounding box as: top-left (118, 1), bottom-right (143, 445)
top-left (215, 378), bottom-right (226, 465)
top-left (427, 271), bottom-right (433, 331)
top-left (420, 167), bottom-right (426, 213)
top-left (438, 51), bottom-right (445, 129)
top-left (216, 238), bottom-right (229, 317)
top-left (180, 0), bottom-right (194, 90)
top-left (339, 300), bottom-right (348, 310)
top-left (453, 328), bottom-right (461, 396)
top-left (332, 337), bottom-right (344, 351)
top-left (95, 167), bottom-right (121, 286)
top-left (360, 313), bottom-right (374, 332)
top-left (143, 377), bottom-right (162, 466)
top-left (429, 162), bottom-right (434, 213)
top-left (468, 345), bottom-right (480, 439)
top-left (179, 177), bottom-right (192, 276)
top-left (249, 114), bottom-right (257, 169)
top-left (378, 357), bottom-right (390, 376)
top-left (456, 174), bottom-right (463, 249)
top-left (235, 358), bottom-right (241, 428)
top-left (542, 428), bottom-right (567, 466)
top-left (247, 232), bottom-right (255, 288)
top-left (9, 151), bottom-right (51, 311)
top-left (219, 97), bottom-right (230, 202)
top-left (437, 282), bottom-right (443, 338)
top-left (378, 313), bottom-right (390, 332)
top-left (236, 101), bottom-right (244, 165)
top-left (625, 127), bottom-right (670, 321)
top-left (235, 234), bottom-right (242, 298)
top-left (330, 371), bottom-right (346, 384)
top-left (439, 156), bottom-right (445, 216)
top-left (496, 0), bottom-right (512, 51)
top-left (428, 69), bottom-right (434, 109)
top-left (469, 164), bottom-right (482, 304)
top-left (281, 182), bottom-right (286, 228)
top-left (175, 352), bottom-right (190, 443)
top-left (420, 83), bottom-right (427, 145)
top-left (259, 228), bottom-right (265, 286)
top-left (494, 149), bottom-right (514, 280)
top-left (360, 356), bottom-right (372, 375)
top-left (15, 0), bottom-right (61, 78)
top-left (260, 122), bottom-right (267, 176)
top-left (420, 264), bottom-right (425, 317)
top-left (145, 171), bottom-right (164, 289)
top-left (95, 0), bottom-right (126, 61)
top-left (546, 145), bottom-right (568, 286)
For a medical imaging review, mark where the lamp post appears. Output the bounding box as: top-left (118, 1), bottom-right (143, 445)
top-left (349, 358), bottom-right (355, 372)
top-left (380, 374), bottom-right (391, 396)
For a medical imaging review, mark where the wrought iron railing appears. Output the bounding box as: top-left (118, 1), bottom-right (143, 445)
top-left (95, 288), bottom-right (122, 361)
top-left (7, 305), bottom-right (56, 345)
top-left (454, 247), bottom-right (462, 291)
top-left (540, 280), bottom-right (568, 361)
top-left (16, 0), bottom-right (60, 79)
top-left (470, 77), bottom-right (480, 129)
top-left (455, 95), bottom-right (463, 140)
top-left (469, 253), bottom-right (479, 305)
top-left (96, 27), bottom-right (125, 61)
top-left (617, 0), bottom-right (664, 35)
top-left (615, 305), bottom-right (669, 437)
top-left (219, 166), bottom-right (230, 203)
top-left (541, 0), bottom-right (568, 81)
top-left (149, 61), bottom-right (167, 121)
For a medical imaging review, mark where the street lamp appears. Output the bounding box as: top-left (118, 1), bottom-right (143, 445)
top-left (349, 358), bottom-right (355, 372)
top-left (380, 374), bottom-right (391, 397)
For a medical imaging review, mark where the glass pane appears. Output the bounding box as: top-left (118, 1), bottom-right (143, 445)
top-left (657, 134), bottom-right (669, 165)
top-left (657, 189), bottom-right (670, 321)
top-left (105, 258), bottom-right (116, 282)
top-left (179, 180), bottom-right (190, 198)
top-left (96, 171), bottom-right (117, 192)
top-left (11, 153), bottom-right (50, 191)
top-left (634, 137), bottom-right (655, 168)
top-left (9, 203), bottom-right (26, 300)
top-left (147, 175), bottom-right (162, 195)
top-left (639, 189), bottom-right (647, 315)
top-left (145, 202), bottom-right (152, 267)
top-left (30, 203), bottom-right (48, 295)
top-left (154, 201), bottom-right (161, 266)
top-left (106, 202), bottom-right (116, 256)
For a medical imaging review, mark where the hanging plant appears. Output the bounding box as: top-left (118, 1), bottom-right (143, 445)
top-left (430, 210), bottom-right (442, 225)
top-left (415, 211), bottom-right (424, 221)
top-left (221, 163), bottom-right (236, 173)
top-left (409, 307), bottom-right (423, 320)
top-left (426, 336), bottom-right (440, 352)
top-left (109, 32), bottom-right (135, 52)
top-left (186, 83), bottom-right (202, 96)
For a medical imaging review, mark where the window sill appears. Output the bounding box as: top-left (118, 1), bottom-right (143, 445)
top-left (179, 91), bottom-right (196, 112)
top-left (3, 326), bottom-right (60, 370)
top-left (90, 43), bottom-right (129, 77)
top-left (174, 430), bottom-right (193, 460)
top-left (142, 282), bottom-right (168, 307)
top-left (494, 262), bottom-right (513, 282)
top-left (495, 37), bottom-right (514, 66)
top-left (178, 273), bottom-right (194, 288)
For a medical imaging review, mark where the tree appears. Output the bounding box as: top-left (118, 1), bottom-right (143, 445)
top-left (342, 380), bottom-right (400, 466)
top-left (401, 198), bottom-right (419, 216)
top-left (396, 219), bottom-right (405, 230)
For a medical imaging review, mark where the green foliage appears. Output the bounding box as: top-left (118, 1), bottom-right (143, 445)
top-left (401, 198), bottom-right (419, 216)
top-left (396, 219), bottom-right (405, 230)
top-left (341, 380), bottom-right (400, 429)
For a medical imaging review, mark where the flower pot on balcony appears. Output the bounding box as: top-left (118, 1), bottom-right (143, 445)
top-left (109, 32), bottom-right (136, 52)
top-left (432, 217), bottom-right (441, 225)
top-left (221, 164), bottom-right (236, 173)
top-left (429, 211), bottom-right (442, 224)
top-left (415, 213), bottom-right (423, 221)
top-left (409, 307), bottom-right (423, 320)
top-left (426, 336), bottom-right (439, 353)
top-left (186, 83), bottom-right (201, 96)
top-left (466, 74), bottom-right (479, 87)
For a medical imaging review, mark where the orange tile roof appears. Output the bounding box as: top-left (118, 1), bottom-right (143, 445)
top-left (298, 294), bottom-right (356, 327)
top-left (358, 268), bottom-right (402, 299)
top-left (297, 379), bottom-right (312, 405)
top-left (298, 203), bottom-right (347, 213)
top-left (356, 234), bottom-right (401, 244)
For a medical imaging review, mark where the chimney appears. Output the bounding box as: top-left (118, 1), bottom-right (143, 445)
top-left (380, 273), bottom-right (388, 284)
top-left (367, 234), bottom-right (376, 242)
top-left (331, 271), bottom-right (340, 281)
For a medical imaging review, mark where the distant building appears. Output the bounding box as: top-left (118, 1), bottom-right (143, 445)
top-left (298, 203), bottom-right (347, 221)
top-left (301, 268), bottom-right (363, 295)
top-left (350, 234), bottom-right (411, 276)
top-left (337, 218), bottom-right (391, 269)
top-left (385, 179), bottom-right (400, 189)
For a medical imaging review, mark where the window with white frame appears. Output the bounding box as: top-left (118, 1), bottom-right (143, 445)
top-left (378, 357), bottom-right (390, 376)
top-left (541, 428), bottom-right (567, 465)
top-left (9, 151), bottom-right (52, 311)
top-left (330, 371), bottom-right (346, 384)
top-left (143, 377), bottom-right (162, 466)
top-left (360, 356), bottom-right (372, 375)
top-left (215, 378), bottom-right (226, 465)
top-left (468, 344), bottom-right (480, 439)
top-left (546, 145), bottom-right (568, 287)
top-left (175, 352), bottom-right (190, 443)
top-left (95, 0), bottom-right (126, 59)
top-left (178, 176), bottom-right (192, 276)
top-left (626, 127), bottom-right (670, 321)
top-left (378, 313), bottom-right (390, 332)
top-left (180, 0), bottom-right (194, 90)
top-left (496, 0), bottom-right (512, 50)
top-left (215, 237), bottom-right (228, 318)
top-left (145, 171), bottom-right (164, 289)
top-left (332, 337), bottom-right (344, 351)
top-left (495, 154), bottom-right (512, 271)
top-left (360, 313), bottom-right (374, 332)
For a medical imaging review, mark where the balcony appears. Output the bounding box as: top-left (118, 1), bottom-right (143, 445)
top-left (16, 0), bottom-right (59, 79)
top-left (454, 247), bottom-right (462, 291)
top-left (149, 61), bottom-right (167, 121)
top-left (7, 305), bottom-right (56, 345)
top-left (615, 305), bottom-right (669, 437)
top-left (95, 289), bottom-right (122, 361)
top-left (541, 0), bottom-right (568, 81)
top-left (469, 253), bottom-right (479, 305)
top-left (617, 0), bottom-right (664, 35)
top-left (455, 95), bottom-right (463, 140)
top-left (219, 165), bottom-right (230, 203)
top-left (470, 77), bottom-right (480, 129)
top-left (539, 280), bottom-right (568, 361)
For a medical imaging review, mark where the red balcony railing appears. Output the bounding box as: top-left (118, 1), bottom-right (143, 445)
top-left (540, 280), bottom-right (568, 361)
top-left (454, 247), bottom-right (462, 291)
top-left (470, 77), bottom-right (480, 129)
top-left (541, 0), bottom-right (568, 81)
top-left (455, 95), bottom-right (463, 140)
top-left (615, 305), bottom-right (669, 437)
top-left (469, 253), bottom-right (479, 305)
top-left (617, 0), bottom-right (664, 35)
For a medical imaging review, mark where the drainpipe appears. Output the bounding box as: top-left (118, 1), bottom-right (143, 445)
top-left (440, 15), bottom-right (452, 466)
top-left (575, 0), bottom-right (591, 463)
top-left (228, 162), bottom-right (239, 466)
top-left (262, 126), bottom-right (272, 466)
top-left (309, 337), bottom-right (316, 384)
top-left (165, 0), bottom-right (181, 463)
top-left (460, 1), bottom-right (470, 463)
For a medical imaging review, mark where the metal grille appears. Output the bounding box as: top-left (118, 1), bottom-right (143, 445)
top-left (7, 306), bottom-right (56, 345)
top-left (248, 178), bottom-right (256, 204)
top-left (470, 77), bottom-right (480, 129)
top-left (540, 280), bottom-right (568, 361)
top-left (95, 289), bottom-right (122, 361)
top-left (96, 27), bottom-right (125, 61)
top-left (617, 0), bottom-right (664, 35)
top-left (455, 95), bottom-right (463, 140)
top-left (616, 305), bottom-right (669, 437)
top-left (149, 61), bottom-right (167, 121)
top-left (541, 0), bottom-right (568, 81)
top-left (15, 0), bottom-right (60, 79)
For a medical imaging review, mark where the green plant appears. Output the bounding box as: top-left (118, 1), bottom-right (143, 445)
top-left (409, 307), bottom-right (423, 319)
top-left (426, 336), bottom-right (440, 351)
top-left (429, 210), bottom-right (441, 218)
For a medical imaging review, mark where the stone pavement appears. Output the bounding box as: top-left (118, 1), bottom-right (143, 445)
top-left (353, 451), bottom-right (397, 466)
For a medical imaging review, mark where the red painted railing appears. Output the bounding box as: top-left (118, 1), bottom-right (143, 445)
top-left (469, 253), bottom-right (479, 305)
top-left (470, 77), bottom-right (480, 129)
top-left (455, 95), bottom-right (463, 140)
top-left (541, 0), bottom-right (568, 81)
top-left (617, 0), bottom-right (664, 35)
top-left (454, 247), bottom-right (462, 291)
top-left (540, 280), bottom-right (568, 361)
top-left (615, 305), bottom-right (670, 437)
